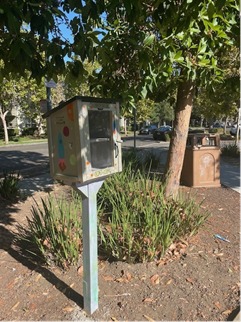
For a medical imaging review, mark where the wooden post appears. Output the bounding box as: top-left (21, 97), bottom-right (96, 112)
top-left (74, 180), bottom-right (104, 314)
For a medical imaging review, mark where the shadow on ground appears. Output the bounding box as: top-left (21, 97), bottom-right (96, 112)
top-left (0, 223), bottom-right (84, 309)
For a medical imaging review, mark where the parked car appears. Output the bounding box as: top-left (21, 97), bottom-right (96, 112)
top-left (139, 125), bottom-right (157, 135)
top-left (213, 122), bottom-right (224, 128)
top-left (230, 124), bottom-right (241, 136)
top-left (153, 126), bottom-right (172, 141)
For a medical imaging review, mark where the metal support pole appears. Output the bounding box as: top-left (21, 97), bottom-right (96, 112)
top-left (74, 180), bottom-right (104, 314)
top-left (46, 86), bottom-right (52, 111)
top-left (133, 107), bottom-right (136, 150)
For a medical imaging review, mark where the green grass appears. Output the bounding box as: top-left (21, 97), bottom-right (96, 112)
top-left (98, 162), bottom-right (209, 263)
top-left (0, 137), bottom-right (47, 146)
top-left (16, 191), bottom-right (82, 268)
top-left (14, 147), bottom-right (210, 268)
top-left (0, 171), bottom-right (21, 200)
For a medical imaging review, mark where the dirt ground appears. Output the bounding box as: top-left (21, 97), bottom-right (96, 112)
top-left (0, 160), bottom-right (240, 321)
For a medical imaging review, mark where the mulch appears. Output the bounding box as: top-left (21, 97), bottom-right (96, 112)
top-left (0, 163), bottom-right (240, 321)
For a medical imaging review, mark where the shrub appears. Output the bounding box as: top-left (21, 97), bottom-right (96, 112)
top-left (16, 191), bottom-right (82, 268)
top-left (0, 128), bottom-right (18, 139)
top-left (98, 165), bottom-right (209, 263)
top-left (221, 143), bottom-right (240, 158)
top-left (208, 128), bottom-right (218, 134)
top-left (122, 149), bottom-right (164, 173)
top-left (164, 132), bottom-right (172, 141)
top-left (0, 171), bottom-right (20, 200)
top-left (21, 127), bottom-right (38, 136)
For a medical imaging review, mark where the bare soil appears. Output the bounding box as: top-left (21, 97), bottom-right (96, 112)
top-left (0, 165), bottom-right (240, 321)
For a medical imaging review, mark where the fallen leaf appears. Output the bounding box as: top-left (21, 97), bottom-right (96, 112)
top-left (115, 277), bottom-right (125, 283)
top-left (143, 298), bottom-right (156, 303)
top-left (126, 272), bottom-right (132, 281)
top-left (105, 224), bottom-right (112, 233)
top-left (111, 317), bottom-right (118, 321)
top-left (179, 297), bottom-right (189, 303)
top-left (218, 208), bottom-right (223, 211)
top-left (11, 302), bottom-right (20, 310)
top-left (62, 306), bottom-right (74, 312)
top-left (35, 273), bottom-right (42, 282)
top-left (143, 314), bottom-right (155, 321)
top-left (186, 277), bottom-right (194, 285)
top-left (103, 275), bottom-right (114, 281)
top-left (42, 238), bottom-right (51, 249)
top-left (214, 301), bottom-right (221, 309)
top-left (77, 266), bottom-right (83, 275)
top-left (99, 261), bottom-right (106, 270)
top-left (216, 253), bottom-right (224, 257)
top-left (150, 274), bottom-right (160, 285)
top-left (222, 309), bottom-right (232, 315)
top-left (166, 279), bottom-right (173, 285)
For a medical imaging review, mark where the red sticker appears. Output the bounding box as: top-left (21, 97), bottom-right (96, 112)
top-left (63, 126), bottom-right (69, 136)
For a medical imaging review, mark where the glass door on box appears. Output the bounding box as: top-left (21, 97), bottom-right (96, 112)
top-left (88, 110), bottom-right (113, 169)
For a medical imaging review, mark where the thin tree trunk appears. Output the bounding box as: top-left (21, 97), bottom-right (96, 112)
top-left (164, 79), bottom-right (195, 198)
top-left (124, 118), bottom-right (127, 136)
top-left (0, 107), bottom-right (9, 145)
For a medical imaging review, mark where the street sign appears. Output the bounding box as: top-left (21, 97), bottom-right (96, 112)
top-left (45, 80), bottom-right (57, 88)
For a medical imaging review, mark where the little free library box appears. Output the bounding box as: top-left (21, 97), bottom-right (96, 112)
top-left (43, 96), bottom-right (122, 185)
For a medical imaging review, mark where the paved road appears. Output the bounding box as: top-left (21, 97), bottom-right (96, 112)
top-left (0, 136), bottom-right (240, 193)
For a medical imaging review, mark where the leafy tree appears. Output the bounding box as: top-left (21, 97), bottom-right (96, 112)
top-left (193, 47), bottom-right (239, 131)
top-left (136, 99), bottom-right (156, 124)
top-left (0, 1), bottom-right (70, 82)
top-left (0, 76), bottom-right (24, 144)
top-left (0, 75), bottom-right (66, 143)
top-left (152, 100), bottom-right (174, 126)
top-left (64, 60), bottom-right (100, 99)
top-left (70, 0), bottom-right (239, 196)
top-left (0, 1), bottom-right (239, 197)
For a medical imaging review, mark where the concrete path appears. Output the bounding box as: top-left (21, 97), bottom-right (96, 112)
top-left (220, 158), bottom-right (240, 194)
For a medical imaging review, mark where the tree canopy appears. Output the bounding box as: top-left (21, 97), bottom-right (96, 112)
top-left (0, 0), bottom-right (239, 196)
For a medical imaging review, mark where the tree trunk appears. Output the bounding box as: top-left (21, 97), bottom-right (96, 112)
top-left (0, 107), bottom-right (9, 145)
top-left (124, 118), bottom-right (127, 136)
top-left (164, 79), bottom-right (195, 198)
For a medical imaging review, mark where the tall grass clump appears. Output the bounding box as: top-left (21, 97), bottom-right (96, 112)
top-left (0, 171), bottom-right (20, 200)
top-left (98, 164), bottom-right (209, 263)
top-left (16, 191), bottom-right (82, 268)
top-left (122, 148), bottom-right (163, 173)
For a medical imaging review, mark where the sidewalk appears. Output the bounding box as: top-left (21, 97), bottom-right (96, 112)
top-left (220, 157), bottom-right (240, 194)
top-left (19, 156), bottom-right (240, 197)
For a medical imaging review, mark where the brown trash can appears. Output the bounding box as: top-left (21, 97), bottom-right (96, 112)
top-left (181, 134), bottom-right (221, 188)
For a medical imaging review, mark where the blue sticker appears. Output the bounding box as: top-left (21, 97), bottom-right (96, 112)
top-left (58, 133), bottom-right (65, 158)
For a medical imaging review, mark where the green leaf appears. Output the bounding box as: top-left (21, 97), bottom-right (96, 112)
top-left (198, 39), bottom-right (207, 54)
top-left (6, 10), bottom-right (20, 33)
top-left (174, 51), bottom-right (184, 63)
top-left (143, 34), bottom-right (155, 46)
top-left (141, 86), bottom-right (147, 98)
